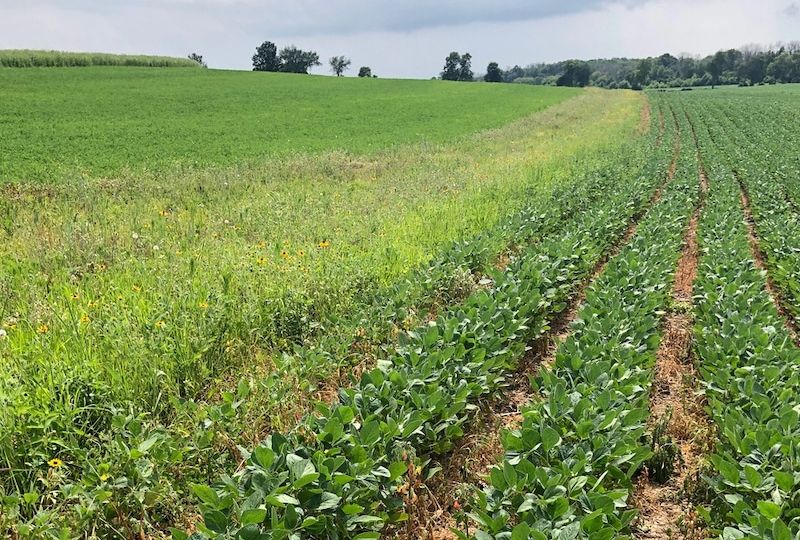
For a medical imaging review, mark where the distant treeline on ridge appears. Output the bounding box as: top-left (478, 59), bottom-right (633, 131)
top-left (479, 42), bottom-right (800, 89)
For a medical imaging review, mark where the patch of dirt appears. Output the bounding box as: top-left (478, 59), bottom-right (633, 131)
top-left (639, 99), bottom-right (652, 136)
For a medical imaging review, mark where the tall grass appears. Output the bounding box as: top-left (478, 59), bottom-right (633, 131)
top-left (0, 49), bottom-right (200, 68)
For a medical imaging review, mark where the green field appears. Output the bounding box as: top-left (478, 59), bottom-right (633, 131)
top-left (4, 60), bottom-right (798, 540)
top-left (0, 67), bottom-right (578, 181)
top-left (0, 67), bottom-right (643, 538)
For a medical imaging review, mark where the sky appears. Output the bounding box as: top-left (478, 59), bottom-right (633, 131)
top-left (0, 0), bottom-right (798, 78)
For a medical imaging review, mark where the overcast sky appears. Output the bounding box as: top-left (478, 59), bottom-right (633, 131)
top-left (1, 0), bottom-right (798, 78)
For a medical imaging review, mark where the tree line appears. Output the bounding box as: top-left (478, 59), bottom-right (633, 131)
top-left (442, 42), bottom-right (800, 89)
top-left (249, 41), bottom-right (375, 77)
top-left (196, 40), bottom-right (800, 88)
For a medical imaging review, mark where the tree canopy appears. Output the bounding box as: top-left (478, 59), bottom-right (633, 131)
top-left (252, 41), bottom-right (281, 72)
top-left (252, 41), bottom-right (321, 74)
top-left (441, 52), bottom-right (474, 82)
top-left (279, 46), bottom-right (321, 74)
top-left (492, 41), bottom-right (800, 89)
top-left (484, 62), bottom-right (503, 82)
top-left (329, 56), bottom-right (351, 77)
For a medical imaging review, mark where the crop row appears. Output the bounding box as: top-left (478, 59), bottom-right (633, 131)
top-left (458, 105), bottom-right (698, 540)
top-left (177, 114), bottom-right (677, 539)
top-left (700, 99), bottom-right (800, 329)
top-left (678, 96), bottom-right (800, 539)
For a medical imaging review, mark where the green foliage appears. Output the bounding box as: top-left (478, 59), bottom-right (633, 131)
top-left (645, 410), bottom-right (680, 484)
top-left (465, 106), bottom-right (699, 538)
top-left (252, 41), bottom-right (281, 72)
top-left (657, 84), bottom-right (800, 539)
top-left (498, 43), bottom-right (800, 89)
top-left (0, 49), bottom-right (201, 68)
top-left (484, 62), bottom-right (503, 83)
top-left (179, 103), bottom-right (664, 540)
top-left (329, 56), bottom-right (351, 77)
top-left (188, 52), bottom-right (207, 68)
top-left (251, 41), bottom-right (321, 74)
top-left (279, 46), bottom-right (321, 74)
top-left (357, 66), bottom-right (372, 78)
top-left (0, 67), bottom-right (578, 182)
top-left (556, 60), bottom-right (591, 88)
top-left (441, 52), bottom-right (474, 82)
top-left (0, 74), bottom-right (642, 537)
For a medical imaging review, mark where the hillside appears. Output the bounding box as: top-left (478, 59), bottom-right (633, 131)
top-left (0, 67), bottom-right (578, 182)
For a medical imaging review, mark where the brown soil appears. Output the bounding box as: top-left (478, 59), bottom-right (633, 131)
top-left (632, 137), bottom-right (712, 539)
top-left (639, 100), bottom-right (652, 136)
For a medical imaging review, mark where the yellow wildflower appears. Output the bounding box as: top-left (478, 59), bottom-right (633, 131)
top-left (80, 314), bottom-right (90, 324)
top-left (198, 301), bottom-right (209, 309)
top-left (155, 320), bottom-right (165, 329)
top-left (37, 324), bottom-right (49, 334)
top-left (47, 458), bottom-right (63, 468)
top-left (318, 240), bottom-right (330, 249)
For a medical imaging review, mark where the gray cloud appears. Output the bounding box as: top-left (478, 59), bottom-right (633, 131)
top-left (13, 0), bottom-right (649, 36)
top-left (0, 0), bottom-right (795, 77)
top-left (784, 2), bottom-right (799, 16)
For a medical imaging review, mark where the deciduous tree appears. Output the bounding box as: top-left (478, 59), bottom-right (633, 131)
top-left (458, 53), bottom-right (474, 81)
top-left (484, 62), bottom-right (503, 82)
top-left (280, 46), bottom-right (321, 74)
top-left (441, 51), bottom-right (461, 80)
top-left (252, 41), bottom-right (281, 72)
top-left (329, 56), bottom-right (351, 76)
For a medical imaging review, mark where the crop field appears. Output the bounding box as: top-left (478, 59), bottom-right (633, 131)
top-left (0, 67), bottom-right (578, 181)
top-left (1, 64), bottom-right (799, 540)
